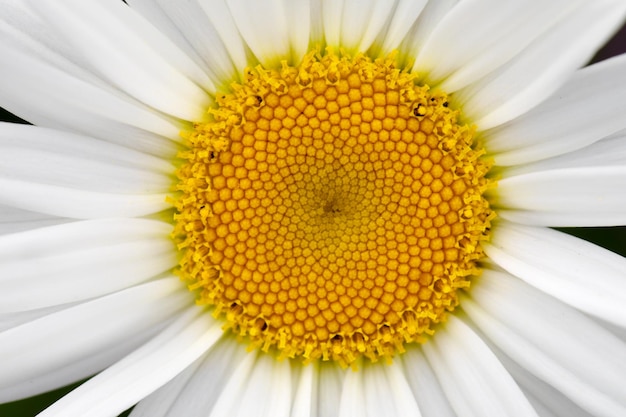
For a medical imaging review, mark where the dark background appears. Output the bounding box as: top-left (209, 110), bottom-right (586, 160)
top-left (1, 20), bottom-right (625, 417)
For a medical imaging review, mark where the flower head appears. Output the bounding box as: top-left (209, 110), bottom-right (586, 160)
top-left (1, 1), bottom-right (626, 417)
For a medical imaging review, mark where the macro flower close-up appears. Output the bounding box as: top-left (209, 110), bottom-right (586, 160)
top-left (2, 0), bottom-right (626, 416)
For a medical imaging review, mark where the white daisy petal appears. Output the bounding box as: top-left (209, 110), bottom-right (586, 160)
top-left (377, 0), bottom-right (428, 55)
top-left (308, 0), bottom-right (325, 45)
top-left (423, 315), bottom-right (539, 417)
top-left (483, 221), bottom-right (626, 328)
top-left (291, 363), bottom-right (317, 417)
top-left (0, 123), bottom-right (174, 194)
top-left (0, 124), bottom-right (172, 218)
top-left (0, 204), bottom-right (69, 236)
top-left (121, 0), bottom-right (205, 75)
top-left (319, 0), bottom-right (343, 48)
top-left (243, 356), bottom-right (292, 417)
top-left (462, 269), bottom-right (626, 416)
top-left (0, 1), bottom-right (212, 97)
top-left (363, 361), bottom-right (421, 417)
top-left (495, 350), bottom-right (598, 417)
top-left (0, 2), bottom-right (98, 83)
top-left (39, 305), bottom-right (222, 417)
top-left (492, 166), bottom-right (626, 227)
top-left (402, 347), bottom-right (456, 417)
top-left (0, 218), bottom-right (176, 312)
top-left (30, 0), bottom-right (213, 120)
top-left (196, 0), bottom-right (251, 75)
top-left (398, 0), bottom-right (459, 67)
top-left (340, 0), bottom-right (396, 53)
top-left (456, 1), bottom-right (626, 130)
top-left (0, 304), bottom-right (72, 333)
top-left (283, 0), bottom-right (313, 64)
top-left (213, 352), bottom-right (292, 417)
top-left (154, 338), bottom-right (247, 417)
top-left (319, 0), bottom-right (396, 54)
top-left (318, 364), bottom-right (345, 417)
top-left (500, 129), bottom-right (626, 177)
top-left (414, 0), bottom-right (582, 90)
top-left (338, 364), bottom-right (366, 417)
top-left (593, 317), bottom-right (626, 344)
top-left (227, 0), bottom-right (310, 67)
top-left (129, 355), bottom-right (205, 417)
top-left (0, 45), bottom-right (182, 157)
top-left (0, 218), bottom-right (171, 262)
top-left (0, 278), bottom-right (191, 403)
top-left (127, 0), bottom-right (246, 87)
top-left (484, 54), bottom-right (626, 166)
top-left (0, 177), bottom-right (169, 219)
top-left (1, 322), bottom-right (164, 405)
top-left (206, 350), bottom-right (258, 417)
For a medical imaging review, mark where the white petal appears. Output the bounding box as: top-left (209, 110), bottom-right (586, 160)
top-left (319, 0), bottom-right (342, 48)
top-left (195, 346), bottom-right (294, 417)
top-left (123, 0), bottom-right (207, 77)
top-left (39, 305), bottom-right (222, 417)
top-left (484, 221), bottom-right (626, 327)
top-left (339, 0), bottom-right (394, 53)
top-left (463, 269), bottom-right (626, 416)
top-left (207, 350), bottom-right (258, 417)
top-left (398, 0), bottom-right (459, 68)
top-left (31, 0), bottom-right (213, 120)
top-left (155, 338), bottom-right (249, 417)
top-left (223, 353), bottom-right (292, 417)
top-left (423, 315), bottom-right (539, 417)
top-left (129, 354), bottom-right (205, 417)
top-left (0, 123), bottom-right (174, 194)
top-left (0, 277), bottom-right (191, 402)
top-left (402, 347), bottom-right (456, 417)
top-left (318, 363), bottom-right (345, 417)
top-left (283, 0), bottom-right (313, 64)
top-left (0, 123), bottom-right (173, 173)
top-left (291, 363), bottom-right (318, 417)
top-left (308, 0), bottom-right (325, 46)
top-left (414, 0), bottom-right (583, 90)
top-left (0, 177), bottom-right (169, 219)
top-left (500, 129), bottom-right (626, 177)
top-left (0, 204), bottom-right (69, 235)
top-left (127, 0), bottom-right (246, 87)
top-left (484, 54), bottom-right (626, 166)
top-left (3, 324), bottom-right (164, 404)
top-left (492, 166), bottom-right (626, 227)
top-left (227, 0), bottom-right (310, 67)
top-left (0, 218), bottom-right (170, 264)
top-left (496, 351), bottom-right (598, 417)
top-left (593, 316), bottom-right (626, 344)
top-left (338, 365), bottom-right (366, 417)
top-left (0, 44), bottom-right (181, 157)
top-left (363, 361), bottom-right (421, 417)
top-left (0, 1), bottom-right (98, 82)
top-left (377, 0), bottom-right (428, 56)
top-left (455, 1), bottom-right (626, 130)
top-left (320, 0), bottom-right (396, 53)
top-left (0, 123), bottom-right (175, 218)
top-left (0, 303), bottom-right (72, 333)
top-left (196, 0), bottom-right (251, 75)
top-left (0, 218), bottom-right (176, 312)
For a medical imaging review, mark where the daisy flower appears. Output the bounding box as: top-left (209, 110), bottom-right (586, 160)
top-left (2, 1), bottom-right (626, 416)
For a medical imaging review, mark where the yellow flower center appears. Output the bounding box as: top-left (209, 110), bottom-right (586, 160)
top-left (173, 50), bottom-right (494, 366)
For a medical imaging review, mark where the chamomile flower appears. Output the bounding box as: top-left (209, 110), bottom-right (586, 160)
top-left (1, 1), bottom-right (626, 417)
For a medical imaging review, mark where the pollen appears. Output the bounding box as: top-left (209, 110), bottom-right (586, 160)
top-left (173, 50), bottom-right (494, 366)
